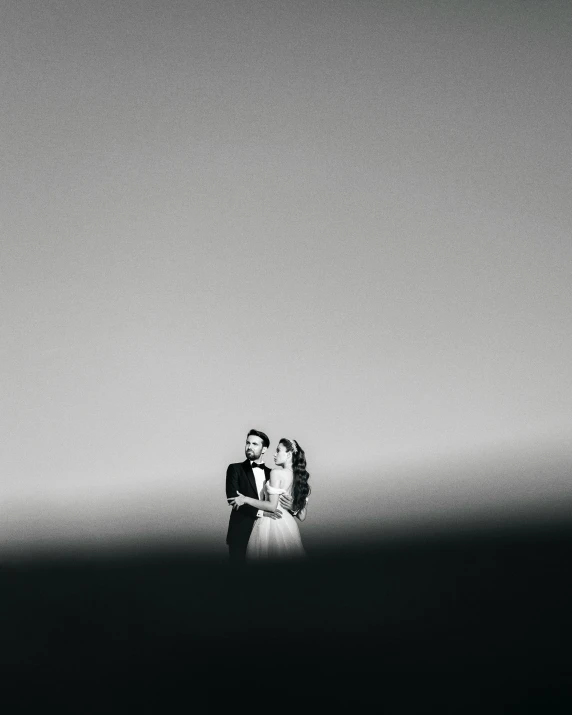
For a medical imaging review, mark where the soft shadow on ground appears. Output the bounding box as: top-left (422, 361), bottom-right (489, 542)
top-left (2, 519), bottom-right (571, 712)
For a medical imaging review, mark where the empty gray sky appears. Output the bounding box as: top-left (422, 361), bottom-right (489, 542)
top-left (2, 0), bottom-right (571, 555)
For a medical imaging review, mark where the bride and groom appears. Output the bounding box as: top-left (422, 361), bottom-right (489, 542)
top-left (226, 429), bottom-right (310, 564)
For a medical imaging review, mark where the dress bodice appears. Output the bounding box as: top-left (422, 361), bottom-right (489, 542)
top-left (247, 480), bottom-right (305, 560)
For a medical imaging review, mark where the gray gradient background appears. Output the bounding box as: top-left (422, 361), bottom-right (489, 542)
top-left (2, 0), bottom-right (571, 556)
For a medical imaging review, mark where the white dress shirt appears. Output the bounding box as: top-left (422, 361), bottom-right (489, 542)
top-left (251, 462), bottom-right (266, 518)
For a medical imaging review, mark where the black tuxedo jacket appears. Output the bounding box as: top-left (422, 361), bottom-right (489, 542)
top-left (225, 460), bottom-right (270, 548)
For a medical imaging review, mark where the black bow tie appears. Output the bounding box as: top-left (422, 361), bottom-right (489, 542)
top-left (251, 463), bottom-right (265, 470)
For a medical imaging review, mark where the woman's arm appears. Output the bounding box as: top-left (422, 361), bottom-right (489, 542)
top-left (228, 469), bottom-right (286, 513)
top-left (228, 491), bottom-right (279, 513)
top-left (244, 492), bottom-right (279, 513)
top-left (225, 464), bottom-right (259, 519)
top-left (296, 504), bottom-right (307, 522)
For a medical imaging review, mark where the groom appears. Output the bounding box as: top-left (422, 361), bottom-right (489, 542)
top-left (225, 428), bottom-right (284, 564)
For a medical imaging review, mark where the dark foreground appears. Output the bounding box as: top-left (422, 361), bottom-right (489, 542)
top-left (2, 522), bottom-right (571, 712)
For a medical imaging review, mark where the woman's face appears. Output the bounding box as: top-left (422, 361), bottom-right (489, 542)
top-left (273, 442), bottom-right (291, 467)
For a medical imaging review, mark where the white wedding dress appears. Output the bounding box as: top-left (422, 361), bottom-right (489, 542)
top-left (246, 483), bottom-right (306, 560)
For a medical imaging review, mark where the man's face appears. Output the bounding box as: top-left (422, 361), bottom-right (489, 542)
top-left (245, 435), bottom-right (266, 461)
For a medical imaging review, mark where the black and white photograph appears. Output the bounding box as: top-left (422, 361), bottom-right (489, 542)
top-left (2, 0), bottom-right (571, 710)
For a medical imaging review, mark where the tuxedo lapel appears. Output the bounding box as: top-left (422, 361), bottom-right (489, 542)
top-left (242, 460), bottom-right (258, 497)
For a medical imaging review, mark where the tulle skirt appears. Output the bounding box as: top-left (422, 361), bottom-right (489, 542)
top-left (246, 511), bottom-right (306, 560)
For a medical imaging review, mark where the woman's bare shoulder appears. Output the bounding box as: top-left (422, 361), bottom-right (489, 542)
top-left (269, 468), bottom-right (283, 486)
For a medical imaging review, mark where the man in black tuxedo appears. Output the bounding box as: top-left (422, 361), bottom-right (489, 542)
top-left (225, 429), bottom-right (278, 564)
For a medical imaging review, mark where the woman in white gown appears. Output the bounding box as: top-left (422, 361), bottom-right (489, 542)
top-left (228, 438), bottom-right (310, 560)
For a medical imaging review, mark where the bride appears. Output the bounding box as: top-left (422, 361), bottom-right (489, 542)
top-left (228, 438), bottom-right (310, 559)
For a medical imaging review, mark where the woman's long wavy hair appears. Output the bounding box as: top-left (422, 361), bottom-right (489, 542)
top-left (279, 438), bottom-right (311, 513)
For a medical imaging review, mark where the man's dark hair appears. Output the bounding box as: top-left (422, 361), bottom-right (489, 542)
top-left (247, 428), bottom-right (270, 449)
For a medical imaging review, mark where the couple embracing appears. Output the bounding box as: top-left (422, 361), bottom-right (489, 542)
top-left (226, 429), bottom-right (311, 564)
